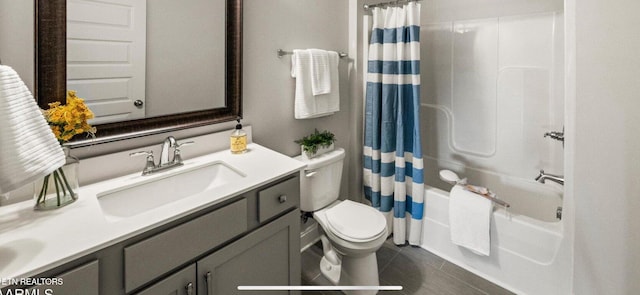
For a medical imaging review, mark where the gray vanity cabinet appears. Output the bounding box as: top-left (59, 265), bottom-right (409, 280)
top-left (197, 210), bottom-right (300, 295)
top-left (135, 264), bottom-right (196, 295)
top-left (27, 260), bottom-right (100, 295)
top-left (4, 174), bottom-right (301, 295)
top-left (134, 176), bottom-right (301, 295)
top-left (124, 199), bottom-right (248, 293)
top-left (135, 210), bottom-right (300, 295)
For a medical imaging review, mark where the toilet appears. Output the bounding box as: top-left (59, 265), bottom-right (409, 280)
top-left (296, 148), bottom-right (387, 295)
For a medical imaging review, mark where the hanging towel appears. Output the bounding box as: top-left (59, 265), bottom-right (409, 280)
top-left (0, 65), bottom-right (65, 194)
top-left (309, 49), bottom-right (331, 95)
top-left (449, 185), bottom-right (493, 256)
top-left (291, 49), bottom-right (340, 119)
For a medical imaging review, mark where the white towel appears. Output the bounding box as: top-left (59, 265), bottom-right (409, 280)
top-left (309, 49), bottom-right (331, 95)
top-left (291, 49), bottom-right (340, 119)
top-left (449, 185), bottom-right (493, 256)
top-left (0, 65), bottom-right (65, 194)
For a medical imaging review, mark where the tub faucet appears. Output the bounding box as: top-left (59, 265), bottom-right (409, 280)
top-left (535, 170), bottom-right (564, 185)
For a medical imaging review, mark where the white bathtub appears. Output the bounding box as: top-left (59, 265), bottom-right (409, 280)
top-left (420, 185), bottom-right (572, 295)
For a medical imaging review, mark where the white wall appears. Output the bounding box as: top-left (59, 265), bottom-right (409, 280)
top-left (422, 0), bottom-right (562, 22)
top-left (420, 7), bottom-right (565, 194)
top-left (572, 0), bottom-right (640, 293)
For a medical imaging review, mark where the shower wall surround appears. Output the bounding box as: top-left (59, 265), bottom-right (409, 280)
top-left (420, 6), bottom-right (565, 189)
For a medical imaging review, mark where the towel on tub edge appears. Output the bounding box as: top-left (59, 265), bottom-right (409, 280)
top-left (449, 185), bottom-right (493, 256)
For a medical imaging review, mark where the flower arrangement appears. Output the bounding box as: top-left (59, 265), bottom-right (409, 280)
top-left (35, 90), bottom-right (96, 210)
top-left (44, 90), bottom-right (96, 142)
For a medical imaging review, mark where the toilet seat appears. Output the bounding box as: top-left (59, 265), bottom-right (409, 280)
top-left (324, 200), bottom-right (387, 243)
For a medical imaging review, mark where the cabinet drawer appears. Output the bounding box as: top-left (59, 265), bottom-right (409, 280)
top-left (124, 198), bottom-right (247, 293)
top-left (258, 176), bottom-right (299, 223)
top-left (135, 264), bottom-right (196, 295)
top-left (29, 260), bottom-right (99, 295)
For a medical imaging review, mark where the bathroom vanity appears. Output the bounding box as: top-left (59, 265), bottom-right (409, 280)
top-left (0, 143), bottom-right (305, 295)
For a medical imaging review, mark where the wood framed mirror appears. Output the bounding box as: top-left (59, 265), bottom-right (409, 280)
top-left (35, 0), bottom-right (242, 147)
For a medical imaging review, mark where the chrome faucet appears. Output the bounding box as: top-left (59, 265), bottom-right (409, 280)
top-left (130, 136), bottom-right (194, 175)
top-left (544, 127), bottom-right (564, 148)
top-left (159, 136), bottom-right (177, 166)
top-left (543, 131), bottom-right (564, 142)
top-left (535, 170), bottom-right (564, 185)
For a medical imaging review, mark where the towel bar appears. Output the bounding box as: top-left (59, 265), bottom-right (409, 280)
top-left (277, 49), bottom-right (348, 59)
top-left (461, 184), bottom-right (511, 208)
top-left (440, 170), bottom-right (510, 208)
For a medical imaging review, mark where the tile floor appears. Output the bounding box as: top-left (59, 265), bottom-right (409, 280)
top-left (301, 239), bottom-right (515, 295)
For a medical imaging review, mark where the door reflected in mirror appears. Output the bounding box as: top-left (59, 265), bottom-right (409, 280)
top-left (36, 0), bottom-right (241, 146)
top-left (66, 0), bottom-right (226, 125)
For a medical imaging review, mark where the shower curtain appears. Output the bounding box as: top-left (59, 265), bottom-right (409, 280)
top-left (363, 2), bottom-right (424, 246)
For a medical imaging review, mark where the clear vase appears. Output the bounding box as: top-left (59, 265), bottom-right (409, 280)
top-left (33, 147), bottom-right (79, 210)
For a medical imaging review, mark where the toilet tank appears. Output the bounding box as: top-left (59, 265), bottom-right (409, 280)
top-left (295, 148), bottom-right (345, 212)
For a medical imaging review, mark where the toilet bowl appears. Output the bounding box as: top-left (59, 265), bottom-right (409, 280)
top-left (296, 148), bottom-right (388, 295)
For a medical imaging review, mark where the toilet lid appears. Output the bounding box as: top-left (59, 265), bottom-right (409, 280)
top-left (325, 200), bottom-right (387, 242)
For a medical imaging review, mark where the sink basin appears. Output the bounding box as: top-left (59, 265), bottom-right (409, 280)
top-left (97, 161), bottom-right (244, 221)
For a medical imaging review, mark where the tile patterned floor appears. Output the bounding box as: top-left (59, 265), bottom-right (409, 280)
top-left (301, 239), bottom-right (515, 295)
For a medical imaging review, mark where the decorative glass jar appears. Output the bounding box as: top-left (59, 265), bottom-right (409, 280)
top-left (34, 147), bottom-right (79, 210)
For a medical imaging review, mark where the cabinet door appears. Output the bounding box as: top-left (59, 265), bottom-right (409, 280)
top-left (135, 264), bottom-right (196, 295)
top-left (124, 198), bottom-right (247, 292)
top-left (197, 210), bottom-right (300, 295)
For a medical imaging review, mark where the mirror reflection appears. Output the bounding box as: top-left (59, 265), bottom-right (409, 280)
top-left (66, 0), bottom-right (226, 125)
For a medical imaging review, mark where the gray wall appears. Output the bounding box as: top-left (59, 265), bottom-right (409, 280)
top-left (146, 0), bottom-right (226, 117)
top-left (0, 0), bottom-right (353, 202)
top-left (8, 1), bottom-right (640, 293)
top-left (0, 0), bottom-right (34, 90)
top-left (241, 0), bottom-right (351, 198)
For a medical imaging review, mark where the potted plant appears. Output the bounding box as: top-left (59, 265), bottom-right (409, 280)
top-left (295, 129), bottom-right (336, 159)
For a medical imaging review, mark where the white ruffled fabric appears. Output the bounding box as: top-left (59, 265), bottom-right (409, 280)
top-left (0, 65), bottom-right (65, 194)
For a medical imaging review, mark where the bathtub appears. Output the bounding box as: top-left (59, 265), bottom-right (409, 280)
top-left (420, 185), bottom-right (572, 295)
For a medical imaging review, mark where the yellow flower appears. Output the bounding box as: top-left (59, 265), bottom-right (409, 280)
top-left (42, 90), bottom-right (96, 143)
top-left (50, 126), bottom-right (61, 138)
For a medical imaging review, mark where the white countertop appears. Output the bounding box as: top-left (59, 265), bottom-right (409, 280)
top-left (0, 143), bottom-right (305, 280)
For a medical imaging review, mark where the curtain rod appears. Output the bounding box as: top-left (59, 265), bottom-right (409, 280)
top-left (363, 0), bottom-right (422, 10)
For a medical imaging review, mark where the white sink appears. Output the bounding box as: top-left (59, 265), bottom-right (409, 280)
top-left (97, 161), bottom-right (244, 221)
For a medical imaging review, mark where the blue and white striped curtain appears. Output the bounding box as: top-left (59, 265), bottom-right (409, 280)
top-left (363, 2), bottom-right (424, 246)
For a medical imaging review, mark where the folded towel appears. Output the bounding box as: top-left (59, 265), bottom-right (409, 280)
top-left (309, 49), bottom-right (331, 95)
top-left (449, 185), bottom-right (493, 256)
top-left (0, 65), bottom-right (65, 194)
top-left (291, 49), bottom-right (340, 119)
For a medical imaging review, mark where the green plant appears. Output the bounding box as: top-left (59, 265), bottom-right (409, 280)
top-left (295, 129), bottom-right (336, 155)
